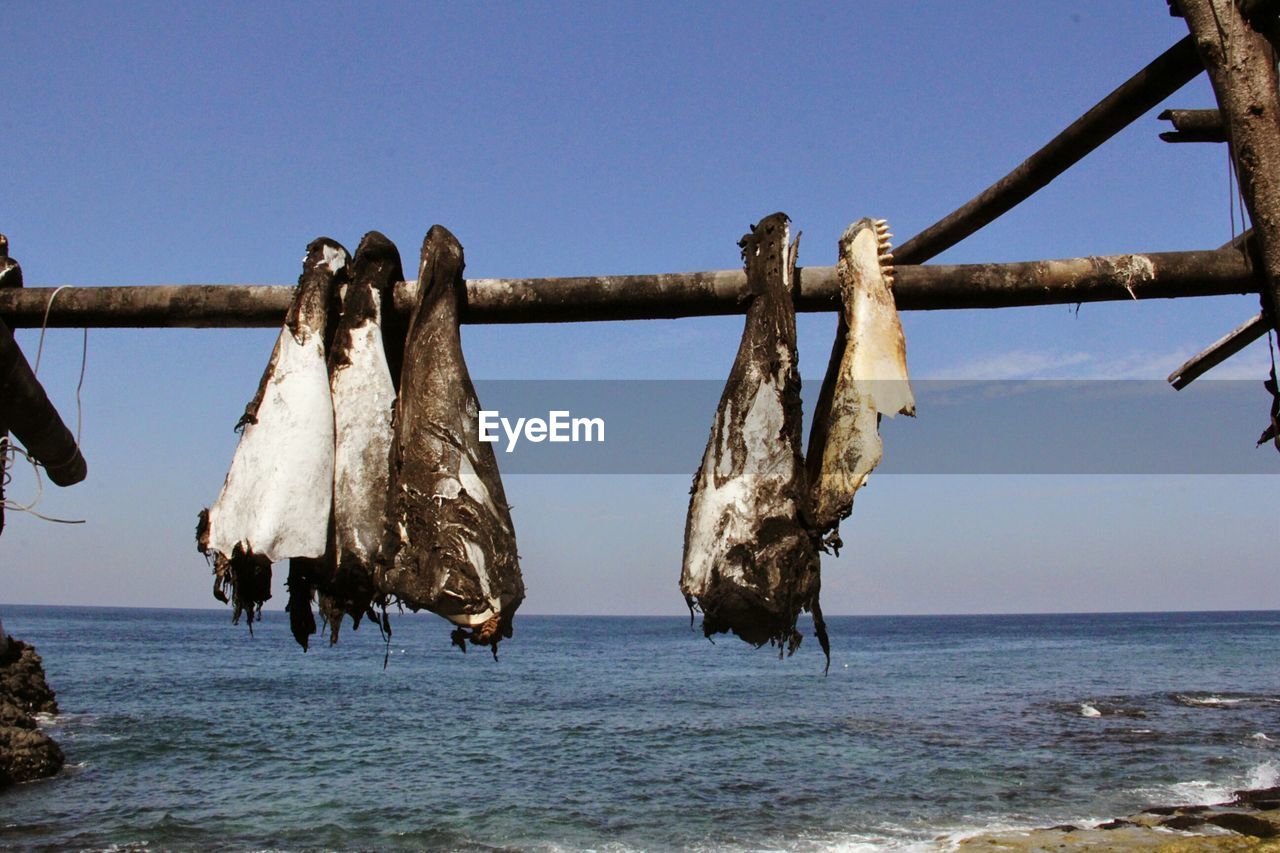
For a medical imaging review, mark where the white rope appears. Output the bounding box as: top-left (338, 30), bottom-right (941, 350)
top-left (0, 442), bottom-right (84, 524)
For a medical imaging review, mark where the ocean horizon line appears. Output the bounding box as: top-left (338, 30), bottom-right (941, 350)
top-left (1, 603), bottom-right (1277, 619)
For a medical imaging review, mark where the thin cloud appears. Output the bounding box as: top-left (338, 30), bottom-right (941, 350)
top-left (921, 339), bottom-right (1276, 381)
top-left (922, 349), bottom-right (1094, 379)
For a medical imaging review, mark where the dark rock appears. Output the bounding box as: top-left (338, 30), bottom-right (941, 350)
top-left (0, 635), bottom-right (63, 789)
top-left (963, 785), bottom-right (1280, 846)
top-left (0, 639), bottom-right (58, 715)
top-left (0, 725), bottom-right (63, 785)
top-left (0, 701), bottom-right (34, 730)
top-left (1205, 811), bottom-right (1280, 838)
top-left (1145, 804), bottom-right (1208, 816)
top-left (1234, 786), bottom-right (1280, 805)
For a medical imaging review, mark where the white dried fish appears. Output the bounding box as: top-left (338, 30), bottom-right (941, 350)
top-left (319, 231), bottom-right (402, 644)
top-left (808, 218), bottom-right (914, 542)
top-left (197, 238), bottom-right (348, 627)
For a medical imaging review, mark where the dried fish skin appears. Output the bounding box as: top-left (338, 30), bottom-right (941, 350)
top-left (681, 213), bottom-right (826, 662)
top-left (808, 218), bottom-right (914, 541)
top-left (197, 238), bottom-right (349, 622)
top-left (378, 226), bottom-right (524, 657)
top-left (286, 557), bottom-right (320, 651)
top-left (197, 509), bottom-right (271, 632)
top-left (320, 231), bottom-right (403, 644)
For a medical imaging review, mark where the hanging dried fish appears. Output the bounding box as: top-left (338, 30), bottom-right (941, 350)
top-left (316, 231), bottom-right (404, 645)
top-left (807, 218), bottom-right (914, 549)
top-left (378, 226), bottom-right (524, 658)
top-left (197, 238), bottom-right (349, 632)
top-left (681, 212), bottom-right (828, 667)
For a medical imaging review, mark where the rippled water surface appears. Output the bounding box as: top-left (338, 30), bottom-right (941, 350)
top-left (1, 607), bottom-right (1278, 850)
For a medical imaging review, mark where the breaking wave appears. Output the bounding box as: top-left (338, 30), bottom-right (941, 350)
top-left (1172, 692), bottom-right (1280, 709)
top-left (1131, 760), bottom-right (1280, 809)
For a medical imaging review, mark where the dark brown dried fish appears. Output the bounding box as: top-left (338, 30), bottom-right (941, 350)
top-left (378, 226), bottom-right (524, 658)
top-left (680, 212), bottom-right (827, 667)
top-left (317, 231), bottom-right (404, 645)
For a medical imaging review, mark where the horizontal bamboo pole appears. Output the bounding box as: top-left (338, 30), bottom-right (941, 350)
top-left (0, 249), bottom-right (1257, 329)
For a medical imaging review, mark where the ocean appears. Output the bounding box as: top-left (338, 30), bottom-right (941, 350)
top-left (0, 607), bottom-right (1277, 851)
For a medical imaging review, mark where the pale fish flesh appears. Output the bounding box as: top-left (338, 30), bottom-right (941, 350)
top-left (807, 218), bottom-right (914, 547)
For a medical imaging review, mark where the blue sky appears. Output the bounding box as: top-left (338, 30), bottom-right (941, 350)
top-left (3, 2), bottom-right (1277, 617)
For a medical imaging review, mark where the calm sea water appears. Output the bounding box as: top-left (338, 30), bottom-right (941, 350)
top-left (0, 607), bottom-right (1277, 851)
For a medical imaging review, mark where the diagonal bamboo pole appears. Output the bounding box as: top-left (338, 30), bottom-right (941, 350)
top-left (0, 317), bottom-right (86, 486)
top-left (893, 36), bottom-right (1204, 265)
top-left (1168, 311), bottom-right (1266, 389)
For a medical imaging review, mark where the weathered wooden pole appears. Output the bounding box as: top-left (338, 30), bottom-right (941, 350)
top-left (1179, 0), bottom-right (1280, 336)
top-left (0, 249), bottom-right (1257, 328)
top-left (0, 317), bottom-right (86, 487)
top-left (1168, 311), bottom-right (1267, 388)
top-left (1158, 108), bottom-right (1228, 142)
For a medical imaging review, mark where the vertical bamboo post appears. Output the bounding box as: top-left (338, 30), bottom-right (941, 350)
top-left (1179, 0), bottom-right (1280, 333)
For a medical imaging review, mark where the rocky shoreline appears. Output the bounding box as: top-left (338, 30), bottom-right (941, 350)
top-left (959, 786), bottom-right (1280, 850)
top-left (0, 634), bottom-right (64, 789)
